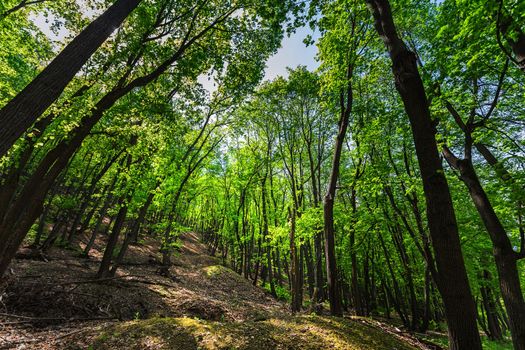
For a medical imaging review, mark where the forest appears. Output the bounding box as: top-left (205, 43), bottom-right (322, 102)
top-left (0, 0), bottom-right (524, 349)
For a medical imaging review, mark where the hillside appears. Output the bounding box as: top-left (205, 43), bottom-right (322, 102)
top-left (1, 232), bottom-right (432, 350)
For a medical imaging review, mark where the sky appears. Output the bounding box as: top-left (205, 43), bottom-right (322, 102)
top-left (198, 25), bottom-right (320, 92)
top-left (34, 11), bottom-right (320, 92)
top-left (264, 25), bottom-right (320, 81)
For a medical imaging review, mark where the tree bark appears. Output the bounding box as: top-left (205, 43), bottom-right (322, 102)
top-left (365, 0), bottom-right (481, 348)
top-left (443, 146), bottom-right (525, 349)
top-left (480, 269), bottom-right (504, 341)
top-left (322, 61), bottom-right (353, 317)
top-left (0, 0), bottom-right (142, 157)
top-left (289, 207), bottom-right (302, 313)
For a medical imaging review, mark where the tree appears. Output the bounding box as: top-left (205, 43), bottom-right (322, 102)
top-left (0, 0), bottom-right (295, 277)
top-left (364, 0), bottom-right (482, 348)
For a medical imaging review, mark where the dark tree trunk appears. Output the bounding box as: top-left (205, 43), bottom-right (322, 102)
top-left (0, 0), bottom-right (142, 157)
top-left (40, 216), bottom-right (66, 252)
top-left (443, 146), bottom-right (525, 349)
top-left (83, 180), bottom-right (117, 257)
top-left (365, 1), bottom-right (481, 348)
top-left (304, 242), bottom-right (315, 299)
top-left (97, 196), bottom-right (129, 279)
top-left (377, 231), bottom-right (409, 327)
top-left (109, 224), bottom-right (132, 276)
top-left (480, 270), bottom-right (504, 341)
top-left (289, 207), bottom-right (302, 313)
top-left (313, 231), bottom-right (325, 302)
top-left (323, 62), bottom-right (353, 316)
top-left (275, 249), bottom-right (283, 286)
top-left (161, 211), bottom-right (175, 268)
top-left (31, 180), bottom-right (62, 247)
top-left (130, 192), bottom-right (155, 243)
top-left (349, 189), bottom-right (364, 316)
top-left (261, 174), bottom-right (276, 297)
top-left (252, 237), bottom-right (262, 286)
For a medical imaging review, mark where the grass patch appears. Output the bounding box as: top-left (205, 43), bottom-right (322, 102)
top-left (203, 265), bottom-right (227, 277)
top-left (89, 315), bottom-right (418, 350)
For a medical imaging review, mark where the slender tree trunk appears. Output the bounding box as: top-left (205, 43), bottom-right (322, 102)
top-left (480, 270), bottom-right (504, 341)
top-left (377, 230), bottom-right (409, 327)
top-left (365, 1), bottom-right (481, 348)
top-left (421, 266), bottom-right (431, 332)
top-left (349, 189), bottom-right (364, 316)
top-left (83, 182), bottom-right (117, 257)
top-left (261, 174), bottom-right (276, 297)
top-left (109, 224), bottom-right (133, 276)
top-left (130, 192), bottom-right (155, 243)
top-left (304, 242), bottom-right (315, 299)
top-left (323, 70), bottom-right (352, 316)
top-left (97, 196), bottom-right (128, 278)
top-left (275, 248), bottom-right (283, 286)
top-left (252, 237), bottom-right (261, 286)
top-left (289, 207), bottom-right (302, 313)
top-left (40, 216), bottom-right (65, 252)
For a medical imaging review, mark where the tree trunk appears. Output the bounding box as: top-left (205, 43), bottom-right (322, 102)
top-left (365, 1), bottom-right (482, 348)
top-left (443, 146), bottom-right (525, 349)
top-left (322, 61), bottom-right (353, 316)
top-left (97, 196), bottom-right (128, 279)
top-left (304, 242), bottom-right (315, 299)
top-left (289, 207), bottom-right (302, 313)
top-left (261, 174), bottom-right (276, 297)
top-left (0, 0), bottom-right (142, 157)
top-left (349, 189), bottom-right (364, 316)
top-left (421, 266), bottom-right (431, 332)
top-left (130, 192), bottom-right (154, 242)
top-left (83, 180), bottom-right (117, 257)
top-left (480, 270), bottom-right (503, 341)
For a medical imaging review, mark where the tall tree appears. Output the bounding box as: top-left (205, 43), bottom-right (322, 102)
top-left (364, 0), bottom-right (482, 348)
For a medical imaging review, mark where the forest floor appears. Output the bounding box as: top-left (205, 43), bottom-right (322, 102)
top-left (0, 232), bottom-right (444, 350)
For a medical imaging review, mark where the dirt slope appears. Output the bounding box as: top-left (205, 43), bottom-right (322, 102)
top-left (0, 232), bottom-right (427, 350)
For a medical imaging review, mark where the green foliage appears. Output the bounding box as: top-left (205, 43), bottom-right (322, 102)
top-left (263, 282), bottom-right (291, 302)
top-left (2, 0), bottom-right (525, 344)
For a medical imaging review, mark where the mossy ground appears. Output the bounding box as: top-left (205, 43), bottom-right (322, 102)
top-left (88, 315), bottom-right (417, 350)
